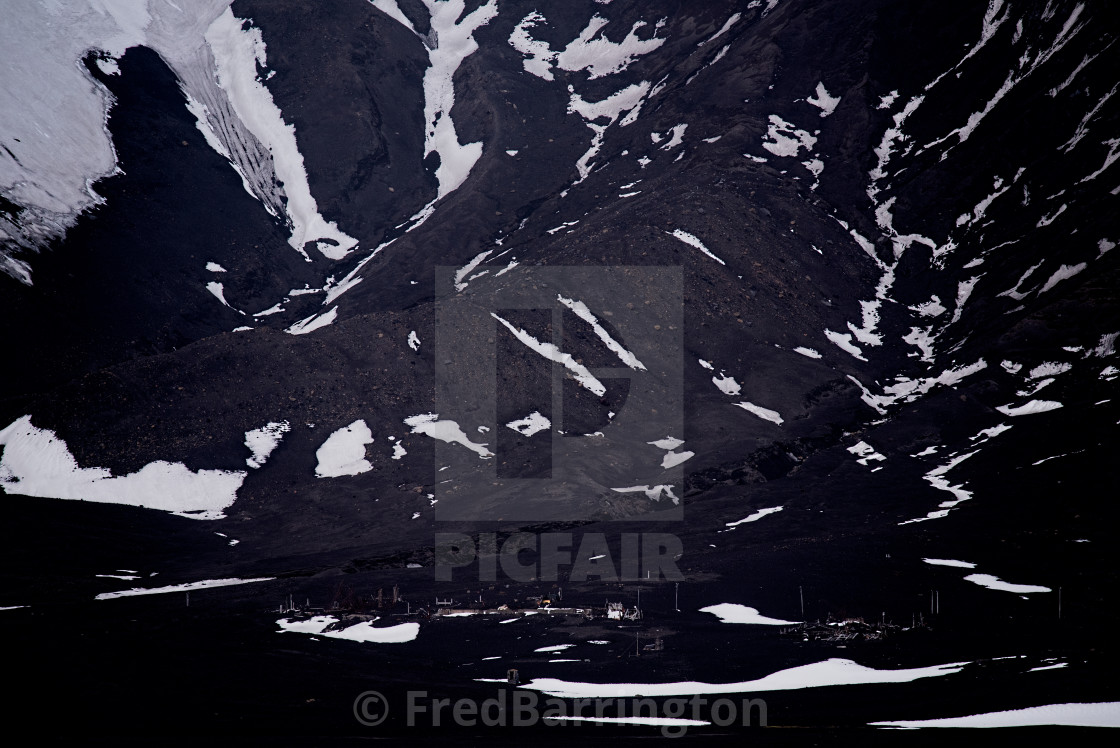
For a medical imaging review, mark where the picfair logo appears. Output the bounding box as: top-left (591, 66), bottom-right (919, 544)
top-left (432, 265), bottom-right (684, 522)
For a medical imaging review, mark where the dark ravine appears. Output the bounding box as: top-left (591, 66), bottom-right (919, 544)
top-left (1, 0), bottom-right (1118, 741)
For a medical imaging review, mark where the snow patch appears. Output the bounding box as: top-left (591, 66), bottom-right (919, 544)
top-left (648, 437), bottom-right (685, 450)
top-left (479, 658), bottom-right (969, 698)
top-left (996, 400), bottom-right (1064, 417)
top-left (923, 558), bottom-right (977, 568)
top-left (712, 373), bottom-right (741, 396)
top-left (416, 0), bottom-right (497, 201)
top-left (848, 441), bottom-right (885, 465)
top-left (0, 415), bottom-right (245, 520)
top-left (506, 412), bottom-right (551, 437)
top-left (97, 577), bottom-right (274, 600)
top-left (761, 115), bottom-right (816, 157)
top-left (824, 330), bottom-right (866, 361)
top-left (658, 124), bottom-right (687, 150)
top-left (244, 421), bottom-right (290, 469)
top-left (508, 12), bottom-right (555, 80)
top-left (205, 9), bottom-right (358, 259)
top-left (871, 702), bottom-right (1120, 729)
top-left (286, 307), bottom-right (338, 335)
top-left (701, 13), bottom-right (741, 46)
top-left (612, 485), bottom-right (678, 503)
top-left (667, 229), bottom-right (725, 264)
top-left (315, 420), bottom-right (374, 477)
top-left (909, 296), bottom-right (946, 317)
top-left (278, 615), bottom-right (419, 643)
top-left (405, 413), bottom-right (493, 458)
top-left (1028, 362), bottom-right (1071, 379)
top-left (700, 603), bottom-right (797, 625)
top-left (492, 313), bottom-right (606, 396)
top-left (726, 506), bottom-right (783, 527)
top-left (660, 450), bottom-right (694, 469)
top-left (806, 82), bottom-right (840, 117)
top-left (557, 295), bottom-right (646, 370)
top-left (735, 402), bottom-right (784, 425)
top-left (1039, 263), bottom-right (1086, 294)
top-left (964, 574), bottom-right (1051, 594)
top-left (556, 15), bottom-right (667, 79)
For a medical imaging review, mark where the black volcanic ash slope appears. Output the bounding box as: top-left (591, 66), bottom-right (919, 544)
top-left (3, 0), bottom-right (1116, 554)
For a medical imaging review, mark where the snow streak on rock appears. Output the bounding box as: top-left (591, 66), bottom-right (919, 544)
top-left (491, 313), bottom-right (606, 396)
top-left (726, 506), bottom-right (783, 527)
top-left (700, 13), bottom-right (741, 47)
top-left (202, 9), bottom-right (358, 260)
top-left (418, 0), bottom-right (497, 200)
top-left (97, 577), bottom-right (274, 600)
top-left (667, 229), bottom-right (725, 264)
top-left (735, 402), bottom-right (784, 425)
top-left (557, 295), bottom-right (646, 370)
top-left (285, 306), bottom-right (338, 335)
top-left (374, 0), bottom-right (497, 231)
top-left (963, 573), bottom-right (1051, 594)
top-left (835, 1), bottom-right (1108, 426)
top-left (996, 400), bottom-right (1064, 416)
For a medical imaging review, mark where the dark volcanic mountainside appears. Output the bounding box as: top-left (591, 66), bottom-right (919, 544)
top-left (0, 0), bottom-right (1118, 738)
top-left (2, 0), bottom-right (1117, 531)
